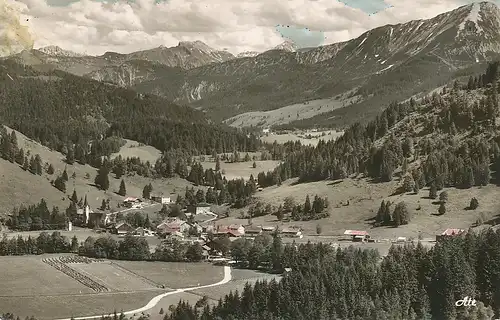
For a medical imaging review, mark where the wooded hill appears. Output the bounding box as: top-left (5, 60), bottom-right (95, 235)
top-left (257, 62), bottom-right (500, 193)
top-left (0, 60), bottom-right (261, 166)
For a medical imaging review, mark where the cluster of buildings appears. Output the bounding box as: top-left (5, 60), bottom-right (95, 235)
top-left (342, 228), bottom-right (468, 243)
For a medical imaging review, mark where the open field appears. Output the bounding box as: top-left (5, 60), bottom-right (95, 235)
top-left (260, 130), bottom-right (344, 146)
top-left (0, 291), bottom-right (159, 320)
top-left (0, 255), bottom-right (92, 296)
top-left (224, 91), bottom-right (362, 128)
top-left (113, 261), bottom-right (225, 288)
top-left (70, 262), bottom-right (158, 292)
top-left (110, 139), bottom-right (162, 163)
top-left (192, 152), bottom-right (281, 181)
top-left (200, 159), bottom-right (281, 180)
top-left (0, 126), bottom-right (193, 217)
top-left (219, 177), bottom-right (500, 240)
top-left (0, 255), bottom-right (230, 319)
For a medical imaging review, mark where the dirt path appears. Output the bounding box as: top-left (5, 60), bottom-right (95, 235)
top-left (54, 266), bottom-right (232, 320)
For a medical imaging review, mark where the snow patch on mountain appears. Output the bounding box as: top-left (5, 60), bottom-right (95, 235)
top-left (237, 51), bottom-right (259, 58)
top-left (457, 3), bottom-right (483, 36)
top-left (37, 45), bottom-right (84, 57)
top-left (274, 40), bottom-right (298, 52)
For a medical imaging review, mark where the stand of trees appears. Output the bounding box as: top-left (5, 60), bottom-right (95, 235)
top-left (7, 199), bottom-right (67, 231)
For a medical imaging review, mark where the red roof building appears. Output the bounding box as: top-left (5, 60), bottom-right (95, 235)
top-left (436, 228), bottom-right (466, 242)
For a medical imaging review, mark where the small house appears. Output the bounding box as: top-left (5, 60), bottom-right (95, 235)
top-left (281, 227), bottom-right (302, 238)
top-left (157, 219), bottom-right (190, 235)
top-left (436, 228), bottom-right (466, 242)
top-left (261, 226), bottom-right (275, 233)
top-left (262, 128), bottom-right (270, 134)
top-left (114, 222), bottom-right (134, 235)
top-left (215, 224), bottom-right (245, 237)
top-left (151, 195), bottom-right (171, 204)
top-left (245, 225), bottom-right (262, 237)
top-left (123, 197), bottom-right (141, 208)
top-left (344, 230), bottom-right (369, 242)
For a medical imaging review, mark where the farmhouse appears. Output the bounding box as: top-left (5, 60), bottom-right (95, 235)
top-left (281, 227), bottom-right (302, 238)
top-left (132, 227), bottom-right (155, 237)
top-left (151, 195), bottom-right (172, 204)
top-left (344, 230), bottom-right (370, 242)
top-left (244, 225), bottom-right (262, 237)
top-left (157, 219), bottom-right (190, 235)
top-left (262, 226), bottom-right (275, 233)
top-left (262, 128), bottom-right (270, 134)
top-left (215, 224), bottom-right (245, 237)
top-left (114, 222), bottom-right (134, 235)
top-left (123, 197), bottom-right (141, 208)
top-left (436, 228), bottom-right (466, 242)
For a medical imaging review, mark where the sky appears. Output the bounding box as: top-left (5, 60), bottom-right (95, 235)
top-left (0, 0), bottom-right (495, 56)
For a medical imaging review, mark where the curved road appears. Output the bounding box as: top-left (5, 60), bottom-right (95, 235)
top-left (55, 266), bottom-right (232, 320)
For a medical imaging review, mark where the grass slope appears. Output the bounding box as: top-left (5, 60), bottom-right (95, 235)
top-left (220, 177), bottom-right (500, 240)
top-left (0, 126), bottom-right (192, 217)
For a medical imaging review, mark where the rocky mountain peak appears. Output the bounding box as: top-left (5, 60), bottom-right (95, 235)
top-left (273, 39), bottom-right (298, 52)
top-left (177, 40), bottom-right (216, 53)
top-left (36, 45), bottom-right (84, 57)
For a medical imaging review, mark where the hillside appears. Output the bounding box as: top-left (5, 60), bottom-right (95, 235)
top-left (0, 126), bottom-right (192, 219)
top-left (212, 61), bottom-right (500, 239)
top-left (0, 59), bottom-right (261, 164)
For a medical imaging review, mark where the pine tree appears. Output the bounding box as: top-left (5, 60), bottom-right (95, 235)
top-left (71, 190), bottom-right (78, 203)
top-left (215, 156), bottom-right (221, 172)
top-left (47, 164), bottom-right (55, 175)
top-left (439, 191), bottom-right (448, 203)
top-left (304, 195), bottom-right (312, 214)
top-left (438, 202), bottom-right (446, 215)
top-left (469, 197), bottom-right (479, 210)
top-left (118, 179), bottom-right (127, 196)
top-left (100, 199), bottom-right (107, 210)
top-left (62, 167), bottom-right (69, 181)
top-left (392, 202), bottom-right (410, 226)
top-left (54, 175), bottom-right (66, 193)
top-left (94, 165), bottom-right (110, 191)
top-left (429, 183), bottom-right (437, 199)
top-left (142, 183), bottom-right (153, 199)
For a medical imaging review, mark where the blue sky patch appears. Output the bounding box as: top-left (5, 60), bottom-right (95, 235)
top-left (275, 25), bottom-right (325, 49)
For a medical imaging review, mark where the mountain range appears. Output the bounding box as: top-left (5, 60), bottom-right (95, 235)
top-left (3, 1), bottom-right (500, 129)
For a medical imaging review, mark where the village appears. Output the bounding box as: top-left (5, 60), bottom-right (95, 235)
top-left (66, 190), bottom-right (468, 264)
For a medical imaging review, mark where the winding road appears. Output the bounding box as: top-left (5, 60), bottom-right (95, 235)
top-left (55, 266), bottom-right (232, 320)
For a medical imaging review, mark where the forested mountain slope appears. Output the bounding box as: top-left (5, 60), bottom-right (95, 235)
top-left (256, 62), bottom-right (500, 194)
top-left (0, 60), bottom-right (261, 166)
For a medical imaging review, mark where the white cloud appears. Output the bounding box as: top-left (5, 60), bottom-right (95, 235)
top-left (0, 0), bottom-right (487, 56)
